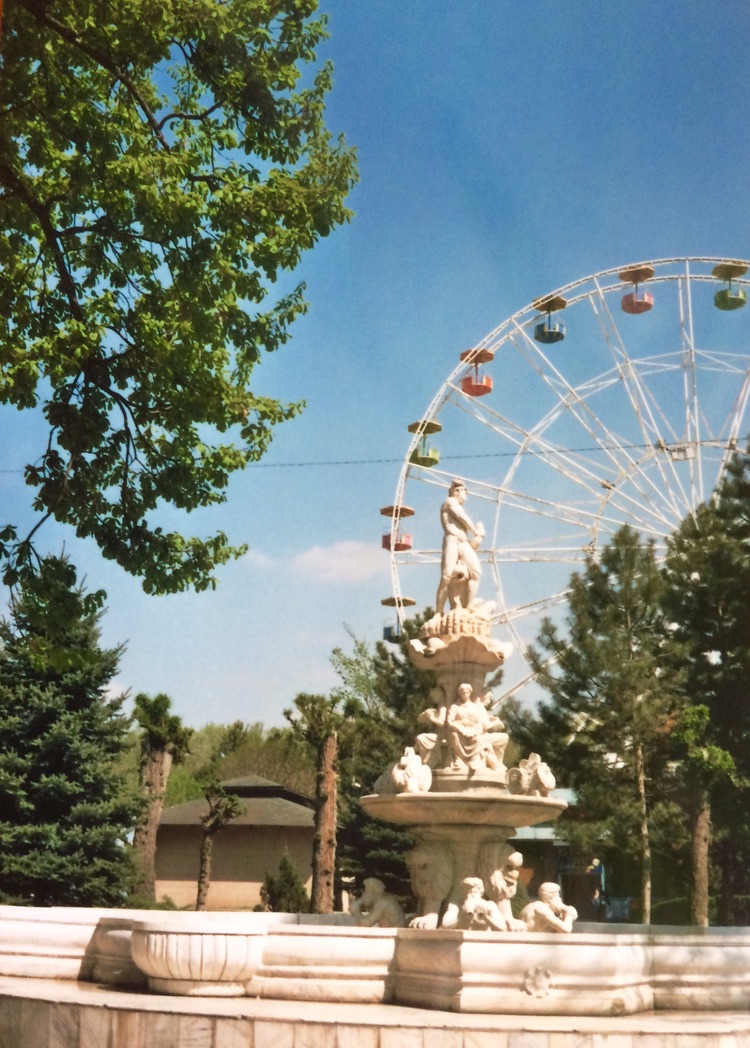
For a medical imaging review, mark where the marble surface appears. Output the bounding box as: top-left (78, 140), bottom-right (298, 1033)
top-left (1, 975), bottom-right (750, 1048)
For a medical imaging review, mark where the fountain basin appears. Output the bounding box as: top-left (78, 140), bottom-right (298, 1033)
top-left (247, 923), bottom-right (397, 1003)
top-left (131, 913), bottom-right (265, 996)
top-left (361, 790), bottom-right (566, 827)
top-left (393, 927), bottom-right (652, 1015)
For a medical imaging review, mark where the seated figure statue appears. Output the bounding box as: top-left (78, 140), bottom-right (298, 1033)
top-left (349, 878), bottom-right (406, 928)
top-left (478, 843), bottom-right (527, 931)
top-left (521, 882), bottom-right (578, 934)
top-left (444, 683), bottom-right (509, 773)
top-left (415, 683), bottom-right (508, 774)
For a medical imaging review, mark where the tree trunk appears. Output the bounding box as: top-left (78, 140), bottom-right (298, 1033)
top-left (132, 747), bottom-right (173, 900)
top-left (635, 742), bottom-right (651, 925)
top-left (311, 731), bottom-right (338, 914)
top-left (690, 780), bottom-right (711, 927)
top-left (196, 831), bottom-right (216, 911)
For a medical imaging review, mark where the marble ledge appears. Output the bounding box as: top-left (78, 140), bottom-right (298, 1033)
top-left (1, 977), bottom-right (750, 1048)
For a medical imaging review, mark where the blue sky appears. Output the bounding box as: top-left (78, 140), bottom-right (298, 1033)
top-left (3, 1), bottom-right (750, 727)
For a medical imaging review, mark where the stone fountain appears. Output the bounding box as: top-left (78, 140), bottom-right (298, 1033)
top-left (2, 485), bottom-right (750, 1041)
top-left (362, 477), bottom-right (569, 935)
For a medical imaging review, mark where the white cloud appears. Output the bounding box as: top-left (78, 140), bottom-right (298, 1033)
top-left (243, 548), bottom-right (274, 571)
top-left (291, 540), bottom-right (387, 585)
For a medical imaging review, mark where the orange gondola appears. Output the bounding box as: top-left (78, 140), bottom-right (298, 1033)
top-left (619, 265), bottom-right (654, 314)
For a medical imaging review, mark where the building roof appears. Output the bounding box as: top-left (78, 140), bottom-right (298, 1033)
top-left (159, 775), bottom-right (315, 829)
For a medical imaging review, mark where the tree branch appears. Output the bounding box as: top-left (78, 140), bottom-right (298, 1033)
top-left (0, 157), bottom-right (83, 320)
top-left (18, 1), bottom-right (171, 151)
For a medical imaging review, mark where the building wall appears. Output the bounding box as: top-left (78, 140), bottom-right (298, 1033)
top-left (155, 824), bottom-right (314, 910)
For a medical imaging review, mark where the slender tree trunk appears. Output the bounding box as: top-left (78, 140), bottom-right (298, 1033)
top-left (196, 831), bottom-right (216, 911)
top-left (690, 779), bottom-right (711, 927)
top-left (132, 747), bottom-right (173, 900)
top-left (635, 742), bottom-right (651, 925)
top-left (311, 732), bottom-right (338, 914)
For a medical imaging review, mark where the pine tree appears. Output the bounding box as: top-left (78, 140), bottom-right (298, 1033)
top-left (664, 451), bottom-right (750, 924)
top-left (0, 557), bottom-right (139, 906)
top-left (527, 527), bottom-right (686, 923)
top-left (259, 852), bottom-right (310, 913)
top-left (330, 621), bottom-right (439, 904)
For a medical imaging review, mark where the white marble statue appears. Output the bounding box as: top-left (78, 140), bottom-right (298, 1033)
top-left (521, 882), bottom-right (578, 934)
top-left (372, 745), bottom-right (433, 794)
top-left (507, 752), bottom-right (556, 797)
top-left (415, 683), bottom-right (508, 776)
top-left (478, 843), bottom-right (527, 931)
top-left (445, 683), bottom-right (509, 773)
top-left (348, 878), bottom-right (406, 928)
top-left (435, 480), bottom-right (485, 613)
top-left (455, 877), bottom-right (509, 931)
top-left (391, 746), bottom-right (432, 793)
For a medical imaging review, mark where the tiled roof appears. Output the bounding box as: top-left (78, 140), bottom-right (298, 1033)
top-left (159, 794), bottom-right (315, 828)
top-left (159, 775), bottom-right (315, 828)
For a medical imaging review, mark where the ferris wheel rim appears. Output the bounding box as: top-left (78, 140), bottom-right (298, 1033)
top-left (386, 256), bottom-right (750, 700)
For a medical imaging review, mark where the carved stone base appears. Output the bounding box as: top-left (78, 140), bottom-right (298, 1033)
top-left (432, 767), bottom-right (507, 791)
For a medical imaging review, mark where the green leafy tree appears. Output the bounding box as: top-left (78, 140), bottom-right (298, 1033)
top-left (0, 557), bottom-right (139, 905)
top-left (164, 720), bottom-right (316, 805)
top-left (527, 527), bottom-right (686, 924)
top-left (0, 0), bottom-right (356, 593)
top-left (132, 692), bottom-right (192, 901)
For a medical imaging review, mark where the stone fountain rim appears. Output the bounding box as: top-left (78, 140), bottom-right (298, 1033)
top-left (360, 791), bottom-right (567, 829)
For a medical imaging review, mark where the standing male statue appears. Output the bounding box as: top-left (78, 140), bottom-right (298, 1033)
top-left (436, 480), bottom-right (485, 613)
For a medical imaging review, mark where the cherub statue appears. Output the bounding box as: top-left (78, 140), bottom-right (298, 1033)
top-left (390, 746), bottom-right (432, 793)
top-left (507, 752), bottom-right (556, 796)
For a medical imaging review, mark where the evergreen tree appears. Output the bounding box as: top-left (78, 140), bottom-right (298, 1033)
top-left (527, 527), bottom-right (686, 923)
top-left (664, 451), bottom-right (750, 924)
top-left (0, 557), bottom-right (139, 906)
top-left (330, 620), bottom-right (440, 905)
top-left (259, 852), bottom-right (310, 913)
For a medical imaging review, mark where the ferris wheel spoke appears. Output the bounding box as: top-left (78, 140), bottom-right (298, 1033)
top-left (392, 258), bottom-right (750, 706)
top-left (587, 281), bottom-right (703, 519)
top-left (504, 325), bottom-right (690, 520)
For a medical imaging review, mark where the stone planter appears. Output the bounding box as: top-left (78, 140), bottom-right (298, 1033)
top-left (131, 913), bottom-right (265, 996)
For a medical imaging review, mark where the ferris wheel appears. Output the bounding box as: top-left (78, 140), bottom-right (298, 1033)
top-left (381, 257), bottom-right (750, 705)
